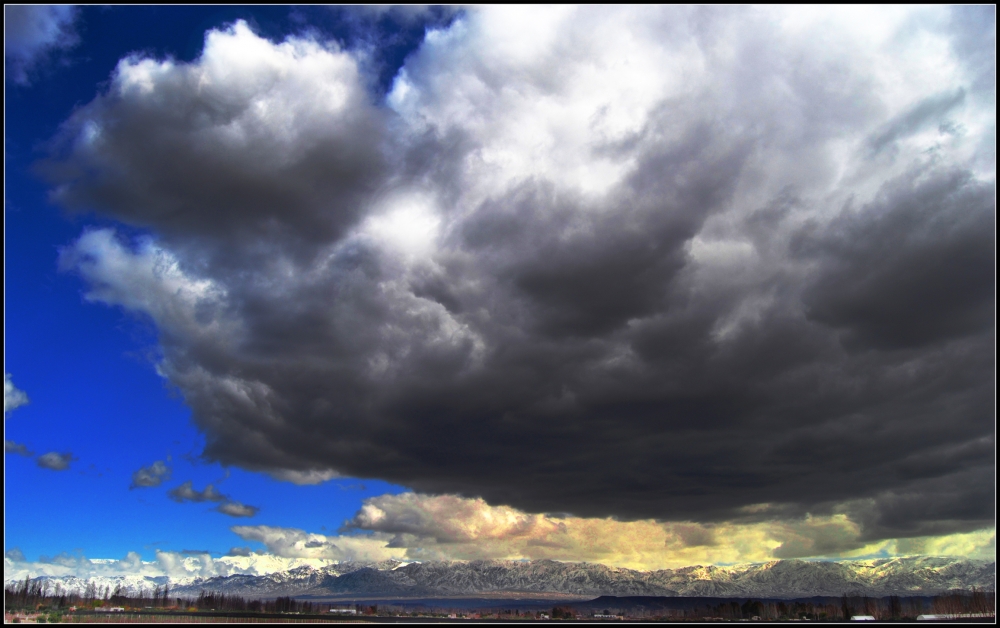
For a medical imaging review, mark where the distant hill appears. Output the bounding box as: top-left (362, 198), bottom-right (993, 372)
top-left (6, 556), bottom-right (994, 600)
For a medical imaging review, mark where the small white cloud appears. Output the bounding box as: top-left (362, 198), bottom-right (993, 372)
top-left (130, 460), bottom-right (172, 488)
top-left (5, 440), bottom-right (33, 456)
top-left (216, 501), bottom-right (260, 518)
top-left (4, 373), bottom-right (29, 415)
top-left (167, 481), bottom-right (226, 503)
top-left (36, 451), bottom-right (75, 471)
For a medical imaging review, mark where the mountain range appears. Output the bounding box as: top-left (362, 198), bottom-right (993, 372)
top-left (6, 556), bottom-right (994, 600)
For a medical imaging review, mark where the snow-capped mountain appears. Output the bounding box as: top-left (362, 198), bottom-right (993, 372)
top-left (7, 557), bottom-right (994, 600)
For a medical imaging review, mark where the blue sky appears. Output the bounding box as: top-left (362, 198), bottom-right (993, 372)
top-left (4, 6), bottom-right (994, 579)
top-left (4, 5), bottom-right (447, 564)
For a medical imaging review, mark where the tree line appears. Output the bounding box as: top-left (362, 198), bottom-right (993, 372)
top-left (5, 575), bottom-right (995, 620)
top-left (682, 589), bottom-right (994, 621)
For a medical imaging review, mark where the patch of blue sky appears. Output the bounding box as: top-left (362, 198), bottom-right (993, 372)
top-left (5, 4), bottom-right (431, 565)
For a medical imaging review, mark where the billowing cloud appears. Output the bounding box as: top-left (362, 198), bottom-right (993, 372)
top-left (336, 492), bottom-right (995, 569)
top-left (5, 440), bottom-right (33, 456)
top-left (46, 7), bottom-right (994, 549)
top-left (215, 501), bottom-right (260, 518)
top-left (167, 481), bottom-right (226, 503)
top-left (228, 492), bottom-right (1000, 570)
top-left (4, 373), bottom-right (29, 415)
top-left (4, 5), bottom-right (79, 83)
top-left (36, 451), bottom-right (75, 471)
top-left (130, 460), bottom-right (172, 488)
top-left (4, 494), bottom-right (994, 582)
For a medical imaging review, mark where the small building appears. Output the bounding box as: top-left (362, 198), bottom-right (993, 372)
top-left (328, 607), bottom-right (358, 615)
top-left (850, 616), bottom-right (876, 622)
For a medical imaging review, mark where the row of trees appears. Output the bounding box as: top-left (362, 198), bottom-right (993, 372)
top-left (188, 592), bottom-right (322, 614)
top-left (683, 589), bottom-right (994, 621)
top-left (6, 576), bottom-right (995, 620)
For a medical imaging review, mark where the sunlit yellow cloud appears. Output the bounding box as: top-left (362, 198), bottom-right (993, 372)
top-left (231, 493), bottom-right (991, 570)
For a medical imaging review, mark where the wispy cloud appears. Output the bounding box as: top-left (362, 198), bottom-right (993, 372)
top-left (5, 440), bottom-right (33, 457)
top-left (4, 5), bottom-right (79, 84)
top-left (215, 501), bottom-right (260, 518)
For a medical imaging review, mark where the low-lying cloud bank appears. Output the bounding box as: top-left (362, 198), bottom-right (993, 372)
top-left (235, 492), bottom-right (995, 570)
top-left (17, 492), bottom-right (993, 582)
top-left (46, 6), bottom-right (995, 545)
top-left (3, 548), bottom-right (338, 584)
top-left (4, 492), bottom-right (994, 580)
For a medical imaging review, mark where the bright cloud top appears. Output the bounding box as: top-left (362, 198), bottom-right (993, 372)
top-left (44, 6), bottom-right (995, 557)
top-left (333, 493), bottom-right (997, 569)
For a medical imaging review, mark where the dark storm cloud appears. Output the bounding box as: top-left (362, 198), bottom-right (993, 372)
top-left (39, 20), bottom-right (389, 271)
top-left (49, 7), bottom-right (994, 544)
top-left (798, 168), bottom-right (994, 350)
